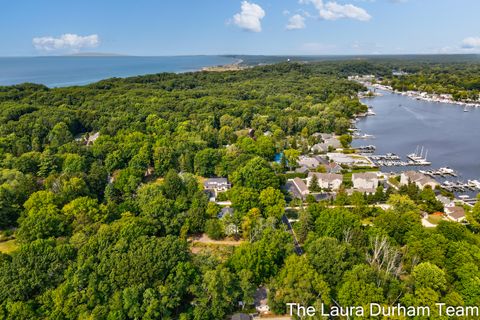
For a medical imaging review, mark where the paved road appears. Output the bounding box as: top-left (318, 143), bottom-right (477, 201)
top-left (281, 215), bottom-right (303, 255)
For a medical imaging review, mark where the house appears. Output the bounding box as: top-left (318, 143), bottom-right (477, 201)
top-left (218, 207), bottom-right (234, 219)
top-left (324, 137), bottom-right (342, 149)
top-left (445, 206), bottom-right (466, 223)
top-left (292, 177), bottom-right (309, 196)
top-left (326, 153), bottom-right (373, 167)
top-left (307, 172), bottom-right (343, 191)
top-left (311, 143), bottom-right (328, 154)
top-left (326, 162), bottom-right (342, 174)
top-left (295, 166), bottom-right (309, 174)
top-left (204, 178), bottom-right (231, 198)
top-left (436, 195), bottom-right (454, 208)
top-left (86, 132), bottom-right (100, 146)
top-left (400, 171), bottom-right (440, 190)
top-left (352, 172), bottom-right (379, 190)
top-left (254, 287), bottom-right (270, 314)
top-left (297, 156), bottom-right (320, 169)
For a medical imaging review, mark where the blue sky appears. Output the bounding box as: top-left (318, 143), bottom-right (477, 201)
top-left (1, 0), bottom-right (480, 56)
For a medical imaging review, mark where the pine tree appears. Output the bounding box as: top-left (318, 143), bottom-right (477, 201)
top-left (309, 174), bottom-right (321, 192)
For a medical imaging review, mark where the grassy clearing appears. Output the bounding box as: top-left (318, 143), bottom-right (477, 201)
top-left (0, 240), bottom-right (18, 254)
top-left (427, 214), bottom-right (445, 225)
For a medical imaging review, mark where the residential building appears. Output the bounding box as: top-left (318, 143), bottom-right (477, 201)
top-left (307, 172), bottom-right (343, 191)
top-left (324, 137), bottom-right (342, 149)
top-left (445, 206), bottom-right (466, 223)
top-left (218, 207), bottom-right (234, 219)
top-left (400, 171), bottom-right (440, 190)
top-left (204, 178), bottom-right (231, 193)
top-left (326, 153), bottom-right (373, 167)
top-left (295, 166), bottom-right (309, 174)
top-left (436, 195), bottom-right (454, 208)
top-left (311, 143), bottom-right (328, 154)
top-left (204, 178), bottom-right (231, 201)
top-left (326, 162), bottom-right (343, 174)
top-left (292, 177), bottom-right (309, 196)
top-left (352, 172), bottom-right (379, 190)
top-left (297, 155), bottom-right (320, 169)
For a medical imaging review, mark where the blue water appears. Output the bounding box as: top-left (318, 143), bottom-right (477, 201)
top-left (274, 152), bottom-right (284, 163)
top-left (0, 56), bottom-right (237, 87)
top-left (353, 90), bottom-right (480, 186)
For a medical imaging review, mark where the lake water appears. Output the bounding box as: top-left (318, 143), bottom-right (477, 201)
top-left (353, 90), bottom-right (480, 185)
top-left (0, 56), bottom-right (237, 87)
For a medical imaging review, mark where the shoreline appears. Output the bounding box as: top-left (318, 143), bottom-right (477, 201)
top-left (201, 59), bottom-right (247, 72)
top-left (370, 82), bottom-right (480, 108)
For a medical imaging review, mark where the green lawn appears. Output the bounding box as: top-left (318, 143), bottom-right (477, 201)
top-left (427, 215), bottom-right (445, 225)
top-left (0, 240), bottom-right (18, 254)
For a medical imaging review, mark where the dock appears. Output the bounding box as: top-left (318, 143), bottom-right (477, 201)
top-left (407, 146), bottom-right (432, 166)
top-left (419, 167), bottom-right (458, 178)
top-left (441, 180), bottom-right (480, 192)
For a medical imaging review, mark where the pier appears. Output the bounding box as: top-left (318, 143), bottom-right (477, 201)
top-left (419, 167), bottom-right (458, 178)
top-left (407, 146), bottom-right (432, 166)
top-left (356, 145), bottom-right (376, 153)
top-left (441, 180), bottom-right (480, 192)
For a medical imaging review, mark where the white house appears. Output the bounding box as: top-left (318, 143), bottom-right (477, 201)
top-left (311, 143), bottom-right (328, 154)
top-left (400, 171), bottom-right (439, 190)
top-left (204, 178), bottom-right (231, 201)
top-left (307, 172), bottom-right (343, 191)
top-left (297, 156), bottom-right (320, 169)
top-left (352, 172), bottom-right (379, 190)
top-left (445, 206), bottom-right (466, 223)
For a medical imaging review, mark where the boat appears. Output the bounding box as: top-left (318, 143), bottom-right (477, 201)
top-left (468, 179), bottom-right (480, 189)
top-left (464, 106), bottom-right (469, 112)
top-left (438, 167), bottom-right (455, 175)
top-left (407, 146), bottom-right (431, 165)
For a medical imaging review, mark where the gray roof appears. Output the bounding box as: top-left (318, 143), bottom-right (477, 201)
top-left (204, 178), bottom-right (230, 187)
top-left (295, 166), bottom-right (309, 174)
top-left (446, 206), bottom-right (465, 220)
top-left (218, 207), bottom-right (234, 219)
top-left (353, 172), bottom-right (378, 181)
top-left (308, 172), bottom-right (343, 182)
top-left (292, 177), bottom-right (309, 193)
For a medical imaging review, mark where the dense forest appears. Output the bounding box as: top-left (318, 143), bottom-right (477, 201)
top-left (0, 60), bottom-right (480, 319)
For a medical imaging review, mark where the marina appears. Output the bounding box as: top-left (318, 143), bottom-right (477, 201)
top-left (419, 167), bottom-right (458, 178)
top-left (352, 88), bottom-right (480, 195)
top-left (406, 146), bottom-right (432, 166)
top-left (441, 180), bottom-right (480, 192)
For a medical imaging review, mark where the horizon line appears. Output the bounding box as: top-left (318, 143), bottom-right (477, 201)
top-left (1, 53), bottom-right (480, 58)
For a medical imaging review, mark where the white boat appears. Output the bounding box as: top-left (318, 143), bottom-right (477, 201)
top-left (407, 146), bottom-right (431, 165)
top-left (468, 179), bottom-right (480, 189)
top-left (438, 167), bottom-right (455, 175)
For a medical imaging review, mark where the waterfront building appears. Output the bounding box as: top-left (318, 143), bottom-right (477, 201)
top-left (307, 172), bottom-right (343, 191)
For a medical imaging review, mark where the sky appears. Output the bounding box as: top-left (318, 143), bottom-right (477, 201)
top-left (1, 0), bottom-right (480, 56)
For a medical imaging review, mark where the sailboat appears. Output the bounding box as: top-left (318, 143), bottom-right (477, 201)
top-left (407, 146), bottom-right (431, 165)
top-left (464, 106), bottom-right (469, 112)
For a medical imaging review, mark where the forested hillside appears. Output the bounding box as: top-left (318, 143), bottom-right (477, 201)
top-left (0, 61), bottom-right (479, 319)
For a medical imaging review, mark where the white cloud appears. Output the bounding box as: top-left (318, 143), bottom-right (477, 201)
top-left (33, 33), bottom-right (100, 52)
top-left (462, 37), bottom-right (480, 49)
top-left (300, 0), bottom-right (371, 21)
top-left (286, 14), bottom-right (306, 30)
top-left (232, 1), bottom-right (266, 32)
